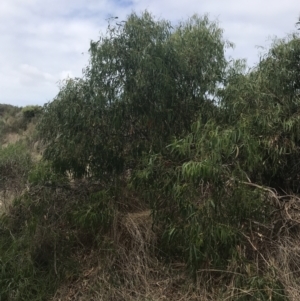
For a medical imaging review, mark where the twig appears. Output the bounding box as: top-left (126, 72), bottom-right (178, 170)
top-left (54, 240), bottom-right (58, 276)
top-left (240, 232), bottom-right (270, 267)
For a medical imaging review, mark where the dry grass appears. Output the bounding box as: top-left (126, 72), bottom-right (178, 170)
top-left (0, 115), bottom-right (41, 194)
top-left (49, 183), bottom-right (300, 301)
top-left (0, 114), bottom-right (40, 213)
top-left (2, 133), bottom-right (21, 147)
top-left (0, 190), bottom-right (17, 215)
top-left (50, 209), bottom-right (216, 301)
top-left (268, 233), bottom-right (300, 301)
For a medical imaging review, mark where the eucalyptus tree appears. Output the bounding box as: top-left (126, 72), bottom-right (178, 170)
top-left (39, 11), bottom-right (231, 179)
top-left (220, 34), bottom-right (300, 189)
top-left (37, 11), bottom-right (300, 292)
top-left (133, 32), bottom-right (300, 275)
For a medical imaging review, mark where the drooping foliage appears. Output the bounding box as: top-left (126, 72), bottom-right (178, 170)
top-left (132, 33), bottom-right (300, 277)
top-left (35, 11), bottom-right (300, 299)
top-left (220, 35), bottom-right (300, 189)
top-left (39, 12), bottom-right (230, 178)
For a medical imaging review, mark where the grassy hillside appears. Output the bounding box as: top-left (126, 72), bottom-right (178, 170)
top-left (0, 105), bottom-right (42, 214)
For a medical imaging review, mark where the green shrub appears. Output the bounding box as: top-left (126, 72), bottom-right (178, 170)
top-left (0, 105), bottom-right (26, 138)
top-left (0, 180), bottom-right (82, 300)
top-left (22, 105), bottom-right (42, 120)
top-left (0, 119), bottom-right (7, 142)
top-left (0, 104), bottom-right (21, 118)
top-left (0, 104), bottom-right (41, 137)
top-left (69, 190), bottom-right (114, 234)
top-left (0, 227), bottom-right (60, 301)
top-left (0, 141), bottom-right (32, 191)
top-left (28, 161), bottom-right (68, 186)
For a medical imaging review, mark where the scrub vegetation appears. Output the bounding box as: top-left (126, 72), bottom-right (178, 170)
top-left (1, 11), bottom-right (300, 300)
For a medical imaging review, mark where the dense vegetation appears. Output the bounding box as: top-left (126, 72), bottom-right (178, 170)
top-left (1, 11), bottom-right (300, 300)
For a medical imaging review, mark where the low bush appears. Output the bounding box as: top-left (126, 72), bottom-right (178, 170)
top-left (22, 105), bottom-right (42, 121)
top-left (0, 141), bottom-right (32, 192)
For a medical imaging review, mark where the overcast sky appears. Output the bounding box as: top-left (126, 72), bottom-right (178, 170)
top-left (1, 0), bottom-right (299, 107)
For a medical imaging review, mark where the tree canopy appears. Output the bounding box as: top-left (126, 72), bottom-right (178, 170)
top-left (39, 11), bottom-right (231, 178)
top-left (38, 10), bottom-right (300, 283)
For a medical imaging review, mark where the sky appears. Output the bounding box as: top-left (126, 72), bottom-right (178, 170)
top-left (0, 0), bottom-right (299, 107)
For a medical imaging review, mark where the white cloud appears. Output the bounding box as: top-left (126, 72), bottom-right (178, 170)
top-left (19, 64), bottom-right (55, 85)
top-left (0, 0), bottom-right (299, 106)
